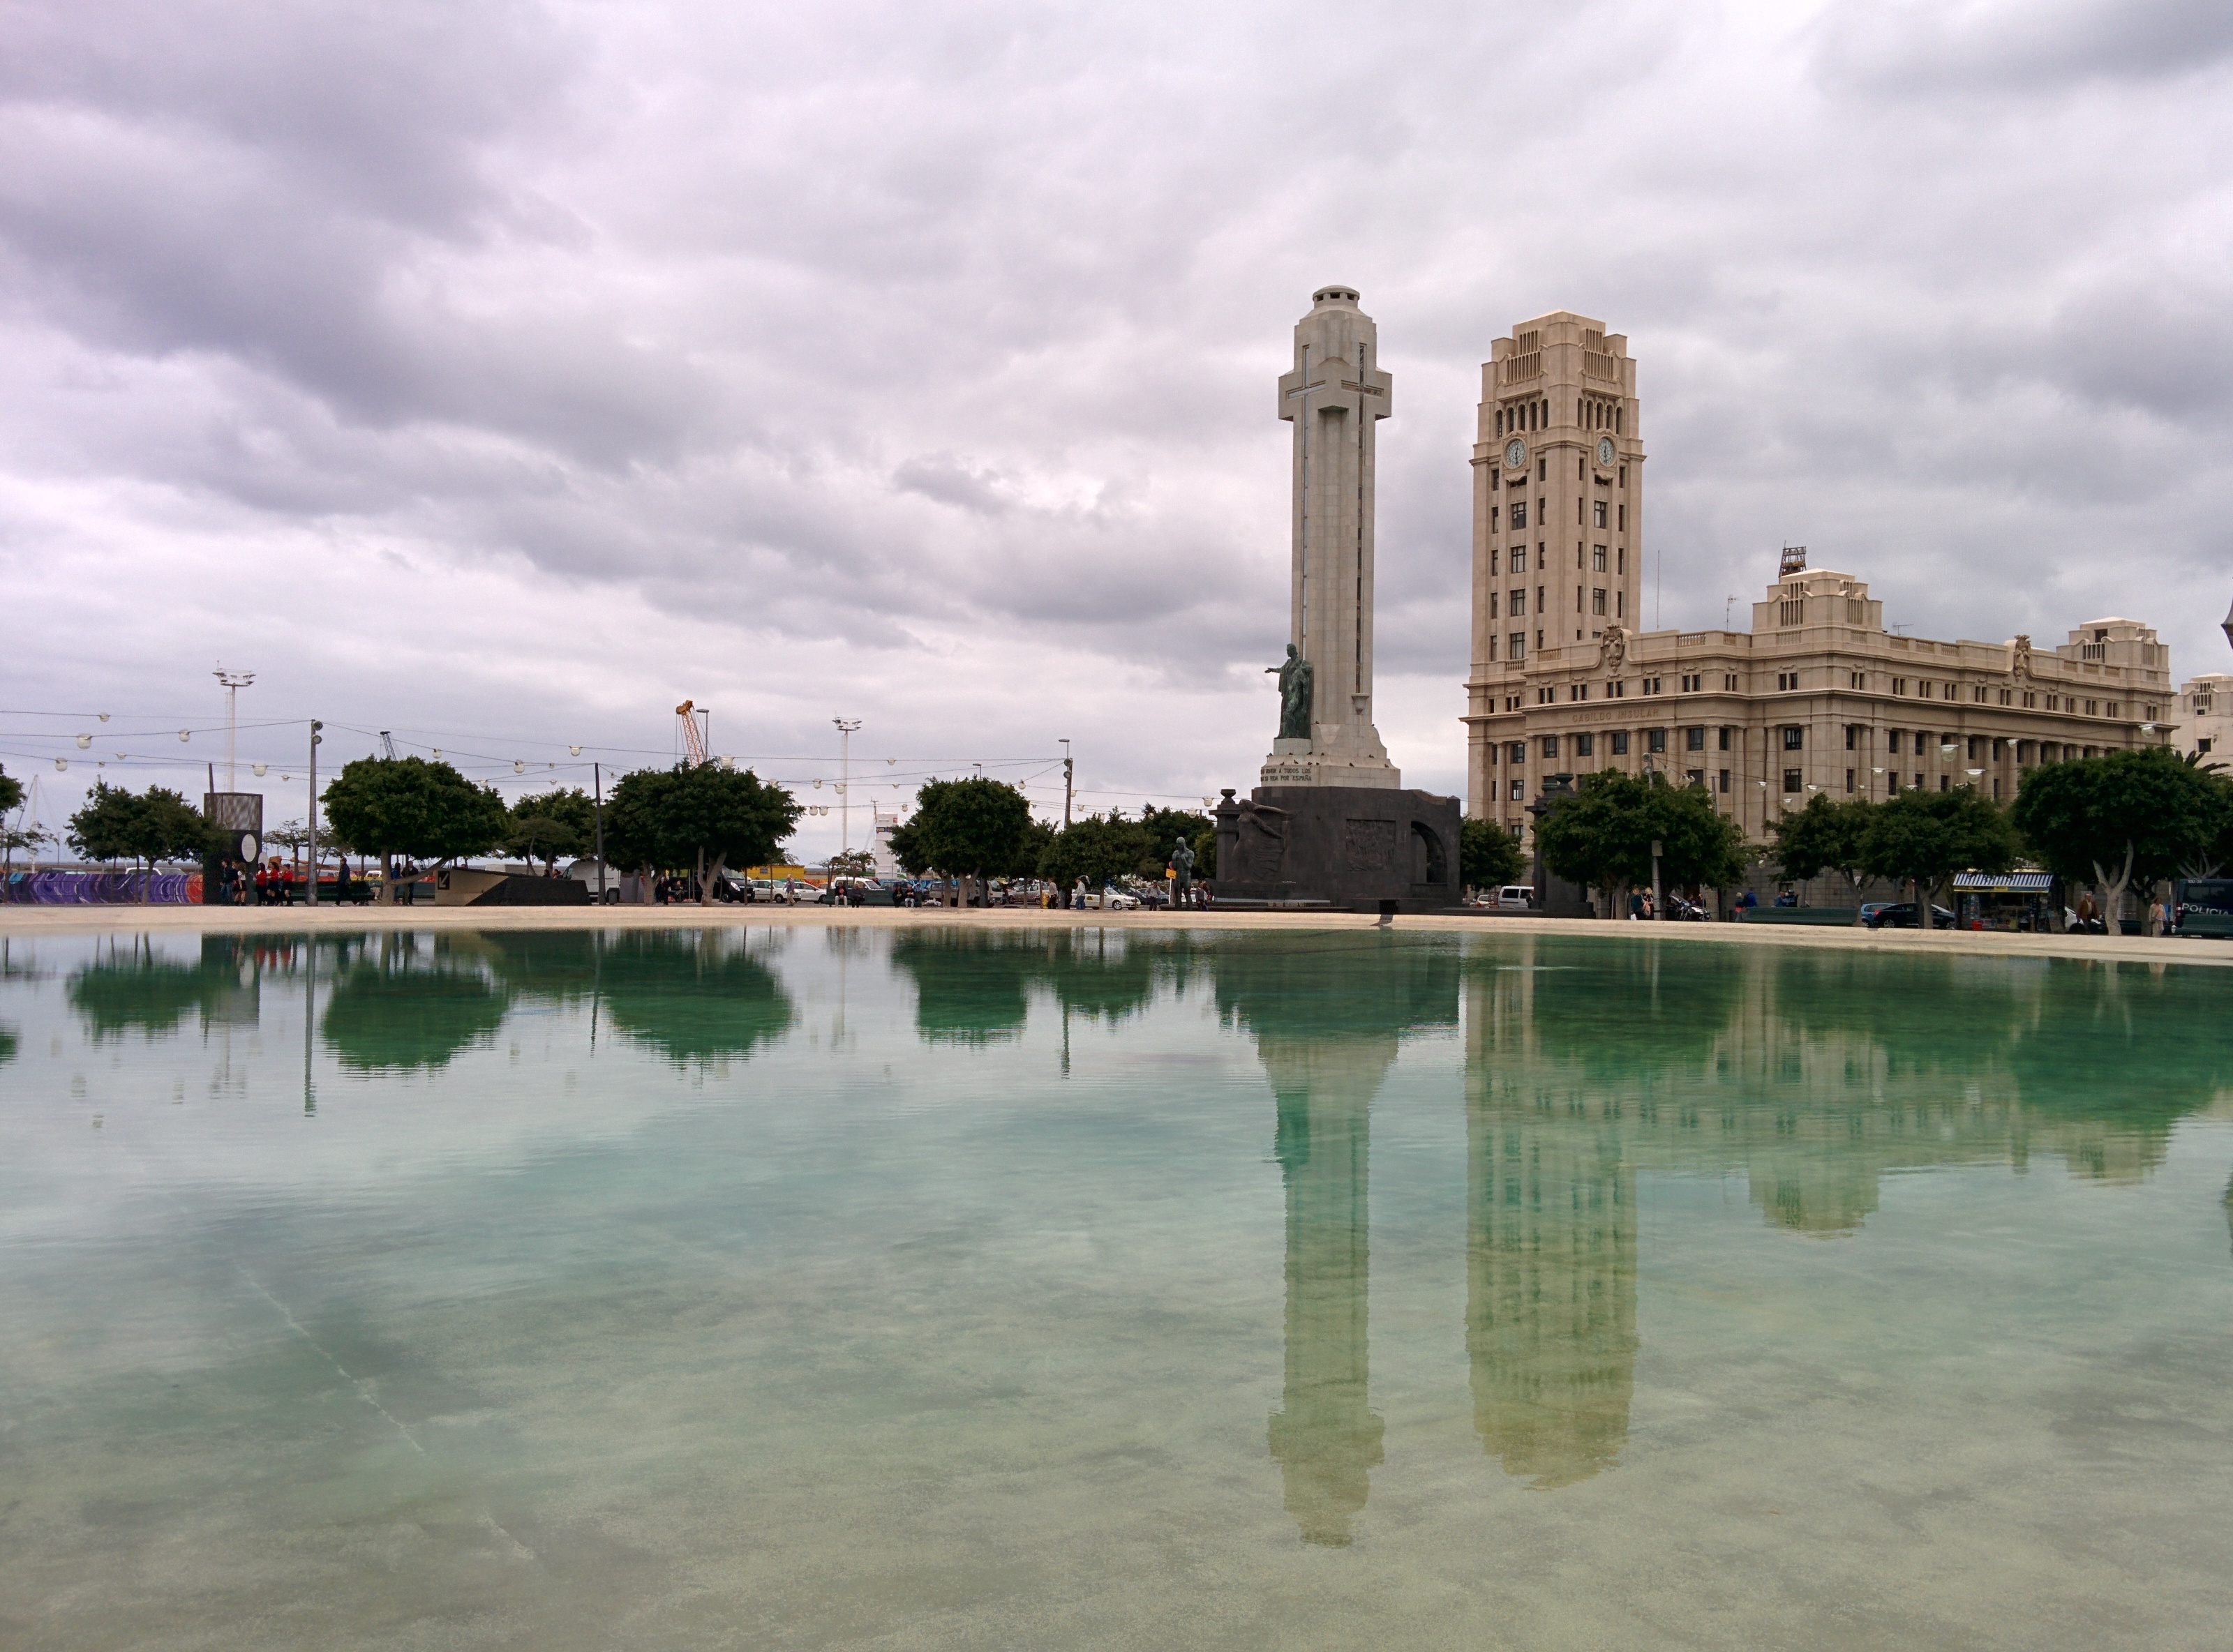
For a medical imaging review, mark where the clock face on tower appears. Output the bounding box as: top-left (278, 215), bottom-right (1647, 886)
top-left (1597, 436), bottom-right (1615, 465)
top-left (1504, 438), bottom-right (1527, 469)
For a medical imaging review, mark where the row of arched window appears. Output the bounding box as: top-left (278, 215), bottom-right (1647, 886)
top-left (1493, 398), bottom-right (1624, 435)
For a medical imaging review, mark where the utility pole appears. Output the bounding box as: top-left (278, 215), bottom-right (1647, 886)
top-left (214, 667), bottom-right (254, 791)
top-left (306, 720), bottom-right (323, 906)
top-left (833, 718), bottom-right (861, 857)
top-left (593, 762), bottom-right (606, 903)
top-left (1060, 738), bottom-right (1073, 827)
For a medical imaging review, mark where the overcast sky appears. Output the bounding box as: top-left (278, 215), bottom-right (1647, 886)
top-left (3, 0), bottom-right (2230, 857)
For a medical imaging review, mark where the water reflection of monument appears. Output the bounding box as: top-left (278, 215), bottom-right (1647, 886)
top-left (1219, 937), bottom-right (1457, 1545)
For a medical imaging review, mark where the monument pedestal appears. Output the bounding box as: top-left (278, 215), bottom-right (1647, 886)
top-left (1213, 785), bottom-right (1463, 913)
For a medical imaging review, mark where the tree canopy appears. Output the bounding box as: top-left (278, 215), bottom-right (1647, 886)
top-left (320, 756), bottom-right (510, 868)
top-left (1037, 811), bottom-right (1156, 891)
top-left (1534, 771), bottom-right (1750, 914)
top-left (1767, 793), bottom-right (1874, 894)
top-left (1460, 817), bottom-right (1527, 892)
top-left (0, 763), bottom-right (22, 818)
top-left (1860, 786), bottom-right (2019, 928)
top-left (66, 783), bottom-right (211, 869)
top-left (604, 763), bottom-right (800, 899)
top-left (505, 786), bottom-right (598, 871)
top-left (2012, 749), bottom-right (2229, 921)
top-left (887, 778), bottom-right (1035, 884)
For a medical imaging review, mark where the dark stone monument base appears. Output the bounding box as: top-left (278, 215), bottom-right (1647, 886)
top-left (1213, 785), bottom-right (1463, 911)
top-left (470, 875), bottom-right (592, 906)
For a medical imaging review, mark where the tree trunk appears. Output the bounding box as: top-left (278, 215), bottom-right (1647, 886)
top-left (2091, 844), bottom-right (2135, 940)
top-left (705, 852), bottom-right (728, 905)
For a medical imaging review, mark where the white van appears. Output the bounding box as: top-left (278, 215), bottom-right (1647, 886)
top-left (1492, 885), bottom-right (1534, 911)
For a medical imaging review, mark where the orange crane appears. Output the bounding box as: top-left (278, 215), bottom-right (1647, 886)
top-left (675, 700), bottom-right (709, 767)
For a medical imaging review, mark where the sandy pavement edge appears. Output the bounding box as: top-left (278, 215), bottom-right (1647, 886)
top-left (1, 901), bottom-right (2225, 968)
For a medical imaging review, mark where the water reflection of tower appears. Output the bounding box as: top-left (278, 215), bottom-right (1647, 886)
top-left (1263, 1043), bottom-right (1385, 1546)
top-left (1463, 949), bottom-right (1638, 1489)
top-left (1223, 938), bottom-right (1456, 1545)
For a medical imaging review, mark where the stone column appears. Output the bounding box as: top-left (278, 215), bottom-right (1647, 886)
top-left (1265, 286), bottom-right (1400, 790)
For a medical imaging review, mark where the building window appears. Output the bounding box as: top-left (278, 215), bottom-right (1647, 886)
top-left (1891, 677), bottom-right (1907, 696)
top-left (1511, 500), bottom-right (1528, 530)
top-left (1641, 676), bottom-right (1662, 695)
top-left (1507, 742), bottom-right (1526, 765)
top-left (1508, 632), bottom-right (1525, 661)
top-left (1509, 588), bottom-right (1526, 617)
top-left (1537, 629), bottom-right (1544, 651)
top-left (1593, 500), bottom-right (1608, 529)
top-left (1718, 768), bottom-right (1730, 793)
top-left (1845, 768), bottom-right (1855, 793)
top-left (1851, 671), bottom-right (1866, 689)
top-left (1685, 727), bottom-right (1705, 751)
top-left (1782, 769), bottom-right (1802, 794)
top-left (1939, 775), bottom-right (1950, 792)
top-left (1782, 726), bottom-right (1804, 750)
top-left (1724, 674), bottom-right (1738, 691)
top-left (1648, 728), bottom-right (1667, 754)
top-left (2201, 737), bottom-right (2216, 755)
top-left (1537, 459), bottom-right (1546, 481)
top-left (2085, 699), bottom-right (2098, 716)
top-left (1537, 586), bottom-right (1545, 617)
top-left (1542, 735), bottom-right (1560, 759)
top-left (1618, 504), bottom-right (1625, 531)
top-left (1888, 729), bottom-right (1904, 753)
top-left (1717, 727), bottom-right (1731, 751)
top-left (1612, 731), bottom-right (1630, 755)
top-left (1611, 679), bottom-right (1625, 698)
top-left (1685, 768), bottom-right (1704, 788)
top-left (1575, 733), bottom-right (1595, 757)
top-left (1592, 588), bottom-right (1607, 616)
top-left (1537, 686), bottom-right (1555, 705)
top-left (1509, 779), bottom-right (1525, 800)
top-left (1996, 689), bottom-right (2012, 705)
top-left (1616, 590), bottom-right (1624, 618)
top-left (2022, 691), bottom-right (2036, 708)
top-left (1944, 682), bottom-right (1957, 701)
top-left (1569, 682), bottom-right (1588, 701)
top-left (1592, 545), bottom-right (1608, 571)
top-left (1779, 599), bottom-right (1803, 625)
top-left (1777, 671), bottom-right (1798, 691)
top-left (1618, 464), bottom-right (1627, 486)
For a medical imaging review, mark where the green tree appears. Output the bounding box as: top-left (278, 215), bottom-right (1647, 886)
top-left (604, 763), bottom-right (802, 903)
top-left (1037, 811), bottom-right (1156, 894)
top-left (66, 783), bottom-right (209, 870)
top-left (505, 786), bottom-right (597, 872)
top-left (320, 756), bottom-right (510, 875)
top-left (826, 848), bottom-right (877, 878)
top-left (885, 777), bottom-right (1034, 903)
top-left (1766, 794), bottom-right (1876, 917)
top-left (1536, 771), bottom-right (1749, 917)
top-left (2012, 748), bottom-right (2227, 934)
top-left (1460, 816), bottom-right (1527, 894)
top-left (1861, 786), bottom-right (2019, 929)
top-left (0, 763), bottom-right (22, 818)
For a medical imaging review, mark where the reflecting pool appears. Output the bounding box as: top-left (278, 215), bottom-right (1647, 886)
top-left (3, 926), bottom-right (2230, 1649)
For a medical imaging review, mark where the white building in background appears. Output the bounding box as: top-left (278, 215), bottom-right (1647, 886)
top-left (870, 805), bottom-right (903, 878)
top-left (2177, 673), bottom-right (2232, 763)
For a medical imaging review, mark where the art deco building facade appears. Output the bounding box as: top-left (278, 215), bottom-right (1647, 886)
top-left (2176, 673), bottom-right (2231, 763)
top-left (1463, 313), bottom-right (2175, 840)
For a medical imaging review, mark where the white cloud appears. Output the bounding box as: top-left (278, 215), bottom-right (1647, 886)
top-left (3, 0), bottom-right (2227, 855)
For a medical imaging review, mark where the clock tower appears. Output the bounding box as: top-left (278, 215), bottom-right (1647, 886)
top-left (1463, 313), bottom-right (1644, 820)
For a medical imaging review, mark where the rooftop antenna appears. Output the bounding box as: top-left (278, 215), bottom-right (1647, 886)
top-left (1779, 545), bottom-right (1807, 578)
top-left (213, 666), bottom-right (255, 791)
top-left (380, 730), bottom-right (398, 760)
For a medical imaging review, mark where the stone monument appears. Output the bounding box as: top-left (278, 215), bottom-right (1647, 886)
top-left (1216, 287), bottom-right (1462, 913)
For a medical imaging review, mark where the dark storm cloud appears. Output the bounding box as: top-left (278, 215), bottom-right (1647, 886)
top-left (2, 0), bottom-right (2228, 842)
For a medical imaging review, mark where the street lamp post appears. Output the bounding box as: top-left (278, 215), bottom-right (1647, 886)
top-left (214, 667), bottom-right (254, 792)
top-left (306, 720), bottom-right (323, 907)
top-left (833, 719), bottom-right (861, 859)
top-left (1059, 738), bottom-right (1073, 827)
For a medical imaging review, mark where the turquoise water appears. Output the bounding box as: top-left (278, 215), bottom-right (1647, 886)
top-left (2, 926), bottom-right (2230, 1649)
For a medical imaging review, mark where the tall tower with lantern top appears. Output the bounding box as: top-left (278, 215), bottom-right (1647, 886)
top-left (1463, 313), bottom-right (1645, 818)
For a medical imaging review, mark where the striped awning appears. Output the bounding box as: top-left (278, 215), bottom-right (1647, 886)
top-left (1951, 871), bottom-right (2053, 892)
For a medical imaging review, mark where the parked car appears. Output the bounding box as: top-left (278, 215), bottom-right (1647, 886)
top-left (1862, 901), bottom-right (1958, 929)
top-left (1490, 885), bottom-right (1534, 911)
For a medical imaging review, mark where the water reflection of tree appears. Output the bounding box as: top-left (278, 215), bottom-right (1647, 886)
top-left (320, 933), bottom-right (509, 1072)
top-left (66, 934), bottom-right (260, 1040)
top-left (886, 929), bottom-right (1189, 1046)
top-left (1216, 933), bottom-right (1459, 1546)
top-left (595, 929), bottom-right (793, 1065)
